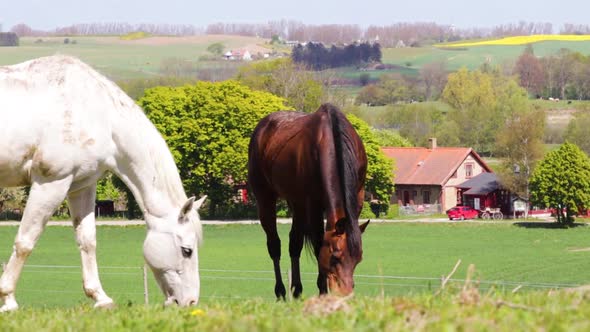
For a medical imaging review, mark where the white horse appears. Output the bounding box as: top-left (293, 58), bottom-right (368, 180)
top-left (0, 55), bottom-right (206, 311)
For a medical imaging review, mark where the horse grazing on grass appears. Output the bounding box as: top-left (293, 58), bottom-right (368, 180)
top-left (0, 55), bottom-right (206, 312)
top-left (248, 103), bottom-right (369, 299)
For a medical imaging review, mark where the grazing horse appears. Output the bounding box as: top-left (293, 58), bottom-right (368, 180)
top-left (248, 103), bottom-right (369, 299)
top-left (0, 55), bottom-right (206, 312)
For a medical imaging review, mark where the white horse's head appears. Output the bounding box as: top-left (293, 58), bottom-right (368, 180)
top-left (143, 195), bottom-right (206, 306)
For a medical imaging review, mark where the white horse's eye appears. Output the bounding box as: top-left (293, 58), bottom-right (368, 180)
top-left (181, 247), bottom-right (193, 258)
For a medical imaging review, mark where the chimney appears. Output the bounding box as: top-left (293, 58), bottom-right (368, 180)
top-left (429, 137), bottom-right (437, 149)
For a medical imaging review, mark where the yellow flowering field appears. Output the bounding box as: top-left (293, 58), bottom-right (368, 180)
top-left (436, 34), bottom-right (590, 47)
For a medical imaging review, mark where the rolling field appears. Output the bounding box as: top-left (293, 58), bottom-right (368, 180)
top-left (2, 35), bottom-right (589, 83)
top-left (382, 40), bottom-right (590, 72)
top-left (0, 222), bottom-right (589, 308)
top-left (0, 35), bottom-right (273, 80)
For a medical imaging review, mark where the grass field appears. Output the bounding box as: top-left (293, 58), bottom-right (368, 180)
top-left (1, 222), bottom-right (590, 330)
top-left (1, 222), bottom-right (589, 309)
top-left (382, 40), bottom-right (590, 72)
top-left (0, 36), bottom-right (273, 80)
top-left (3, 291), bottom-right (590, 331)
top-left (3, 36), bottom-right (589, 83)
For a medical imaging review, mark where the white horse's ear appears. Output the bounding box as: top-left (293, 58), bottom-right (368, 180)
top-left (180, 196), bottom-right (196, 217)
top-left (194, 195), bottom-right (207, 211)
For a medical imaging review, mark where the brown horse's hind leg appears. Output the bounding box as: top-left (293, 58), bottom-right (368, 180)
top-left (289, 208), bottom-right (305, 298)
top-left (258, 196), bottom-right (286, 300)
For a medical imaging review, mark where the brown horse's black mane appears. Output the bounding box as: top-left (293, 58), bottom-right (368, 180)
top-left (320, 104), bottom-right (363, 257)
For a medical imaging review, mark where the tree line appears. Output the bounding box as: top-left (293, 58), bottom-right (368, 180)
top-left (291, 42), bottom-right (382, 70)
top-left (9, 20), bottom-right (590, 46)
top-left (513, 46), bottom-right (590, 100)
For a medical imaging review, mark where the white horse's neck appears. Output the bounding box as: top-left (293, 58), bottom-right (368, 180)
top-left (105, 97), bottom-right (186, 221)
top-left (67, 57), bottom-right (188, 220)
top-left (110, 109), bottom-right (187, 220)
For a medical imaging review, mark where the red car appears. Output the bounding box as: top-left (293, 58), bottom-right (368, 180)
top-left (446, 206), bottom-right (479, 220)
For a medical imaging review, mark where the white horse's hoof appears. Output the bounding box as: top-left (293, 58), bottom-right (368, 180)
top-left (94, 298), bottom-right (115, 310)
top-left (0, 301), bottom-right (18, 313)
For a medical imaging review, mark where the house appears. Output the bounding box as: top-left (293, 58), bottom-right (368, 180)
top-left (381, 138), bottom-right (492, 213)
top-left (455, 172), bottom-right (511, 213)
top-left (223, 49), bottom-right (252, 61)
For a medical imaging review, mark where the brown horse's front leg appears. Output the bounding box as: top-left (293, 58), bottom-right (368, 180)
top-left (317, 272), bottom-right (328, 294)
top-left (271, 255), bottom-right (286, 300)
top-left (289, 220), bottom-right (304, 298)
top-left (259, 199), bottom-right (286, 300)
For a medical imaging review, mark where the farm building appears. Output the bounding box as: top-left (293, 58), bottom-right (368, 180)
top-left (0, 32), bottom-right (19, 46)
top-left (455, 172), bottom-right (511, 214)
top-left (381, 138), bottom-right (492, 214)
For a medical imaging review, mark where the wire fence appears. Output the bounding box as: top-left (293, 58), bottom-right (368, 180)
top-left (1, 263), bottom-right (581, 304)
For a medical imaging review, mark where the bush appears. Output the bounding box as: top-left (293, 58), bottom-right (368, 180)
top-left (383, 204), bottom-right (399, 219)
top-left (359, 202), bottom-right (376, 219)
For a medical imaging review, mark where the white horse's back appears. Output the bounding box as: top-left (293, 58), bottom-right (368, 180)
top-left (0, 56), bottom-right (137, 188)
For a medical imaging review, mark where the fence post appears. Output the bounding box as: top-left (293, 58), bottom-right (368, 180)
top-left (143, 264), bottom-right (149, 305)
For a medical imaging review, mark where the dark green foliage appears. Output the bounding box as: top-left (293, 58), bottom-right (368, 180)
top-left (292, 42), bottom-right (382, 70)
top-left (138, 81), bottom-right (287, 218)
top-left (346, 115), bottom-right (395, 207)
top-left (0, 32), bottom-right (18, 46)
top-left (529, 142), bottom-right (590, 223)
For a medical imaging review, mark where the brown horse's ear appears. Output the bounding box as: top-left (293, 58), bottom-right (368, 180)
top-left (360, 220), bottom-right (370, 233)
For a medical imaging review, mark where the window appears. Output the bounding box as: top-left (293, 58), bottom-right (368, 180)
top-left (465, 163), bottom-right (473, 178)
top-left (423, 191), bottom-right (431, 204)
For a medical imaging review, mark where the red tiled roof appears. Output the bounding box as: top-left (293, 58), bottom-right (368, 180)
top-left (381, 147), bottom-right (491, 185)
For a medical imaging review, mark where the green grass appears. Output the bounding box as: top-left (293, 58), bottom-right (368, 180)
top-left (3, 291), bottom-right (590, 331)
top-left (2, 222), bottom-right (590, 330)
top-left (0, 36), bottom-right (269, 80)
top-left (382, 41), bottom-right (590, 72)
top-left (1, 222), bottom-right (589, 309)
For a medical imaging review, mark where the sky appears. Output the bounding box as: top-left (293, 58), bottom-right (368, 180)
top-left (0, 0), bottom-right (588, 32)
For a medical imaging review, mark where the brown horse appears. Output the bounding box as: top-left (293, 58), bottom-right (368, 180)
top-left (248, 103), bottom-right (369, 299)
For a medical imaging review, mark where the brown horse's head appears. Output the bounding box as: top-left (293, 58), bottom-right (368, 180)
top-left (318, 219), bottom-right (369, 295)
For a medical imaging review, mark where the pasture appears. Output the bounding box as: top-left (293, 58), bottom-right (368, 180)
top-left (2, 36), bottom-right (590, 84)
top-left (0, 222), bottom-right (589, 307)
top-left (381, 40), bottom-right (590, 73)
top-left (0, 35), bottom-right (273, 80)
top-left (1, 221), bottom-right (590, 330)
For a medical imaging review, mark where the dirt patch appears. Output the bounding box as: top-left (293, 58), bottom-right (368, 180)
top-left (568, 247), bottom-right (590, 252)
top-left (545, 109), bottom-right (577, 127)
top-left (93, 35), bottom-right (273, 53)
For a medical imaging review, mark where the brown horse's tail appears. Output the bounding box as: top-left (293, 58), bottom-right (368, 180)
top-left (323, 103), bottom-right (365, 257)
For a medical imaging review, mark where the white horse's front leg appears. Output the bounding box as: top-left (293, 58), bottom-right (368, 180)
top-left (68, 185), bottom-right (114, 309)
top-left (0, 176), bottom-right (72, 312)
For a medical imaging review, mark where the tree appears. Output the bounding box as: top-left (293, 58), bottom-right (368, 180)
top-left (388, 103), bottom-right (445, 147)
top-left (372, 129), bottom-right (413, 147)
top-left (495, 110), bottom-right (545, 211)
top-left (513, 47), bottom-right (544, 96)
top-left (442, 68), bottom-right (529, 155)
top-left (346, 115), bottom-right (395, 212)
top-left (139, 81), bottom-right (287, 216)
top-left (236, 58), bottom-right (323, 112)
top-left (206, 42), bottom-right (225, 57)
top-left (529, 142), bottom-right (590, 224)
top-left (564, 112), bottom-right (590, 155)
top-left (0, 187), bottom-right (27, 212)
top-left (419, 61), bottom-right (448, 100)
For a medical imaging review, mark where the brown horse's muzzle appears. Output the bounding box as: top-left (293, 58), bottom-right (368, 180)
top-left (327, 273), bottom-right (354, 296)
